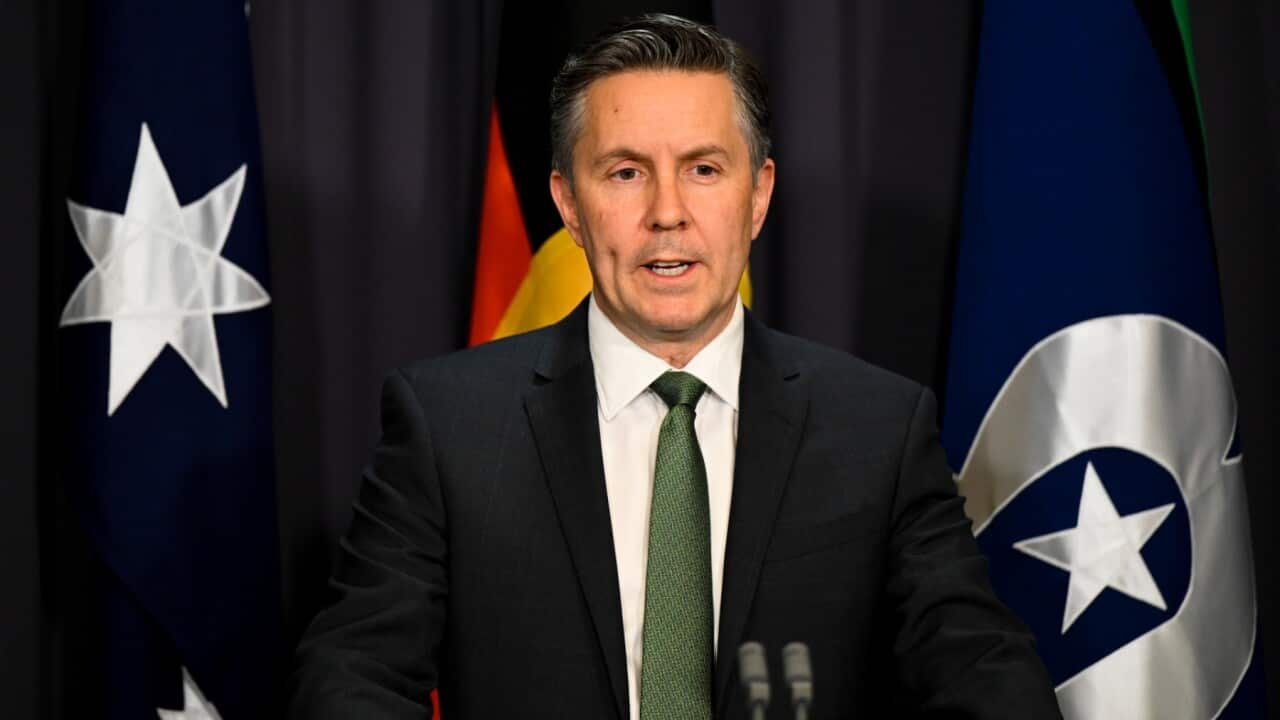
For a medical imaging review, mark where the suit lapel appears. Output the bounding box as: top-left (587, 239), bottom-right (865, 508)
top-left (524, 303), bottom-right (629, 720)
top-left (714, 315), bottom-right (808, 715)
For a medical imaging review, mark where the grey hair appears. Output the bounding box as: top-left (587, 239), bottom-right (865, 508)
top-left (549, 13), bottom-right (771, 184)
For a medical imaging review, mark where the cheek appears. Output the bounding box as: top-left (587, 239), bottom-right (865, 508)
top-left (585, 206), bottom-right (645, 267)
top-left (579, 209), bottom-right (620, 263)
top-left (691, 192), bottom-right (753, 259)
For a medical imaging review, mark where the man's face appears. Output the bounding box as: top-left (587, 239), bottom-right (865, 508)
top-left (550, 70), bottom-right (774, 354)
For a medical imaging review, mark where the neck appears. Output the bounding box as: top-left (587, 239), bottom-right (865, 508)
top-left (596, 297), bottom-right (737, 369)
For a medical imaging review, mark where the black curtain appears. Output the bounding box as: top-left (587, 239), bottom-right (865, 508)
top-left (715, 0), bottom-right (978, 389)
top-left (4, 0), bottom-right (84, 716)
top-left (1, 0), bottom-right (46, 717)
top-left (1191, 2), bottom-right (1280, 713)
top-left (5, 1), bottom-right (1278, 716)
top-left (248, 0), bottom-right (504, 647)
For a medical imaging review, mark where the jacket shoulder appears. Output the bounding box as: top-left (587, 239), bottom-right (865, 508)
top-left (759, 325), bottom-right (925, 405)
top-left (393, 324), bottom-right (556, 397)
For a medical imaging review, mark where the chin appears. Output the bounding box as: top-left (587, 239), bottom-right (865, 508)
top-left (641, 306), bottom-right (716, 338)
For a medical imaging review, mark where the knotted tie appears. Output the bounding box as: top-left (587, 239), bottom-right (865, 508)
top-left (639, 371), bottom-right (713, 720)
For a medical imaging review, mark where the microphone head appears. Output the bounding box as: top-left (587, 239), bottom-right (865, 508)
top-left (781, 642), bottom-right (812, 683)
top-left (738, 641), bottom-right (769, 685)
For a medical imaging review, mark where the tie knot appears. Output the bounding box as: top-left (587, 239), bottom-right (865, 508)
top-left (650, 371), bottom-right (707, 409)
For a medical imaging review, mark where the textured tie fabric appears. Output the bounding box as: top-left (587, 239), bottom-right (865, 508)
top-left (639, 371), bottom-right (713, 720)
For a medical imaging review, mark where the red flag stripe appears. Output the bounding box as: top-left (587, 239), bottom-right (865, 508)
top-left (469, 105), bottom-right (533, 346)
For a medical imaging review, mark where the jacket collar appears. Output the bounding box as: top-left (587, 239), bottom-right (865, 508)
top-left (526, 299), bottom-right (629, 719)
top-left (713, 311), bottom-right (807, 715)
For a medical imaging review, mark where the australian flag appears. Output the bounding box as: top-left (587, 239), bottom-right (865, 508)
top-left (942, 2), bottom-right (1264, 718)
top-left (58, 1), bottom-right (279, 717)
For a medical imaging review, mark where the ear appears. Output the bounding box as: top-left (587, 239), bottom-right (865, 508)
top-left (749, 158), bottom-right (776, 240)
top-left (549, 170), bottom-right (584, 248)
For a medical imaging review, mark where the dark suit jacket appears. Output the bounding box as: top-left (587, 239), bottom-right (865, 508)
top-left (290, 302), bottom-right (1061, 719)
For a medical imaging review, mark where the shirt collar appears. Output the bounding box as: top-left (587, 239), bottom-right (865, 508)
top-left (588, 293), bottom-right (744, 421)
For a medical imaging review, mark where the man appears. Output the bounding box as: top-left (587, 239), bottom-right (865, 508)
top-left (291, 14), bottom-right (1060, 719)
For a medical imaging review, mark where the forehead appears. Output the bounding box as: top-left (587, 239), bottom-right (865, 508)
top-left (578, 70), bottom-right (743, 153)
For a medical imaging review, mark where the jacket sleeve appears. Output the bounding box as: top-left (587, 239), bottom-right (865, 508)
top-left (885, 387), bottom-right (1063, 719)
top-left (289, 369), bottom-right (445, 719)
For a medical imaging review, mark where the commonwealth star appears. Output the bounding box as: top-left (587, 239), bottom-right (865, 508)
top-left (155, 667), bottom-right (223, 720)
top-left (61, 123), bottom-right (270, 415)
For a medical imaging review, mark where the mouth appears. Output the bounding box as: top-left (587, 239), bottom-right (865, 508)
top-left (644, 260), bottom-right (697, 277)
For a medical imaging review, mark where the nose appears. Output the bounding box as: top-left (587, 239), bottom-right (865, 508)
top-left (645, 171), bottom-right (688, 232)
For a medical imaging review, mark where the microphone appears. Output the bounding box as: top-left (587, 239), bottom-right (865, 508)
top-left (737, 641), bottom-right (770, 720)
top-left (782, 642), bottom-right (813, 720)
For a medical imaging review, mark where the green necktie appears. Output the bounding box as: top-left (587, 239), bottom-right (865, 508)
top-left (639, 371), bottom-right (713, 720)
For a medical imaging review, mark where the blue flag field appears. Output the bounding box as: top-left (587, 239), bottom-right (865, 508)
top-left (58, 2), bottom-right (280, 717)
top-left (943, 2), bottom-right (1264, 718)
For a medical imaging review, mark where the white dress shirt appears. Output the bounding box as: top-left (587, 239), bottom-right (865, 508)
top-left (587, 293), bottom-right (744, 720)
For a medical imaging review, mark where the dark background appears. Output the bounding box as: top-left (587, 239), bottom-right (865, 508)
top-left (3, 1), bottom-right (1277, 717)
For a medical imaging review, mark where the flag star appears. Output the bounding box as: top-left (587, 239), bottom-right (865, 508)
top-left (1014, 462), bottom-right (1174, 633)
top-left (60, 122), bottom-right (270, 416)
top-left (156, 667), bottom-right (223, 720)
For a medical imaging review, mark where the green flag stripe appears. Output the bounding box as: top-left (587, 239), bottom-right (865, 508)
top-left (1170, 0), bottom-right (1206, 139)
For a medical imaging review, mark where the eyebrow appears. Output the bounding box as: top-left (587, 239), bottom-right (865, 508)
top-left (591, 143), bottom-right (732, 170)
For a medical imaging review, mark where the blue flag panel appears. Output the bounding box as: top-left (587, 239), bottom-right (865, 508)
top-left (943, 2), bottom-right (1264, 718)
top-left (59, 2), bottom-right (280, 717)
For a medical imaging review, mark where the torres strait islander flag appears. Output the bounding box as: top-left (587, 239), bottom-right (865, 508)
top-left (468, 2), bottom-right (751, 347)
top-left (943, 1), bottom-right (1264, 718)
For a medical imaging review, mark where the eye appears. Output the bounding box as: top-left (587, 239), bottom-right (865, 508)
top-left (692, 164), bottom-right (719, 177)
top-left (612, 167), bottom-right (640, 181)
